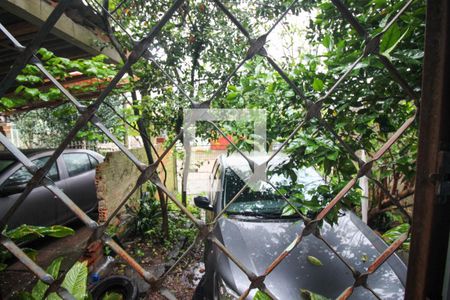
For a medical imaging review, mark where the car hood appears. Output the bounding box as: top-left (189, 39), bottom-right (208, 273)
top-left (214, 211), bottom-right (406, 299)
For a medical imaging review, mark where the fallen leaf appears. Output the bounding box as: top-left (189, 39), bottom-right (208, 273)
top-left (307, 255), bottom-right (323, 266)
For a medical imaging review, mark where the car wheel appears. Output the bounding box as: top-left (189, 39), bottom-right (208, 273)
top-left (212, 272), bottom-right (220, 300)
top-left (193, 272), bottom-right (219, 300)
top-left (192, 275), bottom-right (206, 300)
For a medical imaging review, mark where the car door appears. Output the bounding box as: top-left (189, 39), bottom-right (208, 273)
top-left (58, 152), bottom-right (98, 222)
top-left (0, 156), bottom-right (63, 228)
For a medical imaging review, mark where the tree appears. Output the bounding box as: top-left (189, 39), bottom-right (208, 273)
top-left (213, 0), bottom-right (423, 227)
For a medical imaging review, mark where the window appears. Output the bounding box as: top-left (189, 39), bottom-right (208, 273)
top-left (3, 157), bottom-right (59, 187)
top-left (88, 155), bottom-right (99, 169)
top-left (63, 153), bottom-right (92, 177)
top-left (0, 160), bottom-right (15, 173)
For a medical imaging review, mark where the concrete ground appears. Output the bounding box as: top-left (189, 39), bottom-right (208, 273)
top-left (177, 149), bottom-right (226, 198)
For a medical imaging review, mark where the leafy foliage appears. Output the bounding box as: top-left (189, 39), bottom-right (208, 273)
top-left (382, 223), bottom-right (410, 250)
top-left (0, 49), bottom-right (117, 111)
top-left (300, 289), bottom-right (330, 300)
top-left (12, 95), bottom-right (126, 148)
top-left (31, 257), bottom-right (63, 300)
top-left (0, 225), bottom-right (74, 272)
top-left (17, 258), bottom-right (89, 300)
top-left (212, 0), bottom-right (423, 226)
top-left (130, 185), bottom-right (199, 247)
top-left (59, 261), bottom-right (88, 300)
top-left (254, 290), bottom-right (272, 300)
top-left (5, 225), bottom-right (75, 241)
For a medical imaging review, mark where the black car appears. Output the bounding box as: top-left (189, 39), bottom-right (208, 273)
top-left (194, 155), bottom-right (406, 299)
top-left (0, 149), bottom-right (103, 228)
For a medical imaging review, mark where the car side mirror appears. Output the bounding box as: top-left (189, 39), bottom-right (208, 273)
top-left (0, 184), bottom-right (26, 196)
top-left (194, 196), bottom-right (213, 211)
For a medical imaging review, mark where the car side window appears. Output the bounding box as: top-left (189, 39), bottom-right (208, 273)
top-left (3, 157), bottom-right (59, 187)
top-left (63, 153), bottom-right (92, 177)
top-left (88, 155), bottom-right (99, 169)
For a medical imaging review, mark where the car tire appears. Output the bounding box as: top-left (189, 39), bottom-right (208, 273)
top-left (90, 276), bottom-right (138, 300)
top-left (192, 275), bottom-right (206, 300)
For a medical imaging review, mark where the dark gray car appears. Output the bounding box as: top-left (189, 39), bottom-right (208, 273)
top-left (194, 155), bottom-right (406, 299)
top-left (0, 149), bottom-right (103, 228)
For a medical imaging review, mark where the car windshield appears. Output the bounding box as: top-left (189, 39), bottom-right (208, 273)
top-left (0, 159), bottom-right (15, 173)
top-left (223, 164), bottom-right (323, 217)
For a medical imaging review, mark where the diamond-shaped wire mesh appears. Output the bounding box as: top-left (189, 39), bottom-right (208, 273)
top-left (0, 0), bottom-right (419, 299)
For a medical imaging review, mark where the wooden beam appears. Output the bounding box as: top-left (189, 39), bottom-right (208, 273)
top-left (0, 0), bottom-right (121, 63)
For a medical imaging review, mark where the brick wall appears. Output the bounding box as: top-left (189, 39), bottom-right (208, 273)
top-left (95, 146), bottom-right (177, 224)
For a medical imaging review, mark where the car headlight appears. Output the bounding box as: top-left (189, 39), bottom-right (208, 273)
top-left (218, 277), bottom-right (240, 300)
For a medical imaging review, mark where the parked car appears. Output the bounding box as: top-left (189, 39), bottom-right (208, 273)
top-left (194, 155), bottom-right (407, 299)
top-left (0, 149), bottom-right (104, 229)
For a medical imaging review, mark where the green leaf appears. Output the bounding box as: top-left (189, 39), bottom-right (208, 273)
top-left (37, 48), bottom-right (54, 61)
top-left (5, 225), bottom-right (74, 240)
top-left (39, 93), bottom-right (50, 102)
top-left (0, 97), bottom-right (16, 108)
top-left (281, 205), bottom-right (296, 216)
top-left (14, 85), bottom-right (26, 94)
top-left (22, 248), bottom-right (38, 261)
top-left (226, 92), bottom-right (239, 100)
top-left (254, 290), bottom-right (272, 300)
top-left (32, 257), bottom-right (63, 300)
top-left (22, 65), bottom-right (40, 75)
top-left (47, 292), bottom-right (62, 300)
top-left (312, 78), bottom-right (324, 92)
top-left (326, 151), bottom-right (339, 161)
top-left (300, 289), bottom-right (330, 300)
top-left (16, 75), bottom-right (43, 84)
top-left (361, 254), bottom-right (368, 263)
top-left (0, 263), bottom-right (7, 271)
top-left (46, 88), bottom-right (61, 100)
top-left (61, 261), bottom-right (88, 300)
top-left (40, 225), bottom-right (75, 238)
top-left (92, 54), bottom-right (108, 62)
top-left (322, 35), bottom-right (332, 49)
top-left (101, 292), bottom-right (124, 300)
top-left (6, 225), bottom-right (43, 239)
top-left (227, 85), bottom-right (237, 92)
top-left (382, 223), bottom-right (410, 244)
top-left (24, 87), bottom-right (40, 98)
top-left (16, 75), bottom-right (28, 82)
top-left (307, 255), bottom-right (323, 266)
top-left (380, 24), bottom-right (409, 56)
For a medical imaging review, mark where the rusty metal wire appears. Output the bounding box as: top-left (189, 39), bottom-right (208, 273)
top-left (0, 0), bottom-right (419, 299)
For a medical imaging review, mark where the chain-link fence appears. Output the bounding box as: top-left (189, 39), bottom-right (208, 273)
top-left (0, 0), bottom-right (422, 298)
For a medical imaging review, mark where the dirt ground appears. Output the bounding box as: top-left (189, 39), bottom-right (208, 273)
top-left (0, 225), bottom-right (204, 300)
top-left (110, 237), bottom-right (204, 300)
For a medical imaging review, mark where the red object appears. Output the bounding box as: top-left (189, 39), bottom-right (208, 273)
top-left (156, 137), bottom-right (166, 144)
top-left (211, 135), bottom-right (232, 150)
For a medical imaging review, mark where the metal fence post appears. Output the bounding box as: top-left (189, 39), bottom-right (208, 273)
top-left (405, 0), bottom-right (450, 298)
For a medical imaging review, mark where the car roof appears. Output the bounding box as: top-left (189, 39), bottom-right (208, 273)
top-left (218, 153), bottom-right (290, 170)
top-left (0, 149), bottom-right (102, 161)
top-left (0, 149), bottom-right (52, 160)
